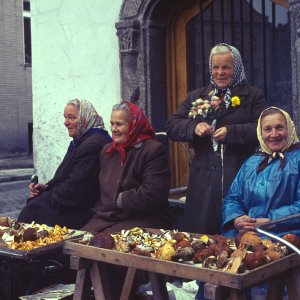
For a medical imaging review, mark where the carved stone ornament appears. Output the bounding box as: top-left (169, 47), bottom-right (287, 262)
top-left (117, 27), bottom-right (140, 53)
top-left (289, 0), bottom-right (300, 37)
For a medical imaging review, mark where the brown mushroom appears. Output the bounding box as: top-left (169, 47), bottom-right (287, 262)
top-left (175, 239), bottom-right (191, 249)
top-left (245, 250), bottom-right (267, 270)
top-left (191, 240), bottom-right (206, 252)
top-left (216, 250), bottom-right (229, 268)
top-left (239, 231), bottom-right (262, 250)
top-left (281, 233), bottom-right (300, 250)
top-left (0, 216), bottom-right (9, 227)
top-left (23, 227), bottom-right (38, 241)
top-left (89, 232), bottom-right (115, 249)
top-left (172, 246), bottom-right (195, 261)
top-left (266, 245), bottom-right (286, 261)
top-left (173, 232), bottom-right (188, 242)
top-left (193, 248), bottom-right (214, 263)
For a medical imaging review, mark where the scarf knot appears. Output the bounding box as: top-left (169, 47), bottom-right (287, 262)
top-left (257, 143), bottom-right (300, 173)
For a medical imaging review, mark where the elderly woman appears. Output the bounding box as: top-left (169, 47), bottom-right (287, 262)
top-left (17, 99), bottom-right (112, 229)
top-left (82, 100), bottom-right (171, 234)
top-left (222, 107), bottom-right (300, 237)
top-left (166, 43), bottom-right (267, 234)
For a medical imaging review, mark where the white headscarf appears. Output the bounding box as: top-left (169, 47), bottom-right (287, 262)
top-left (209, 43), bottom-right (247, 108)
top-left (67, 99), bottom-right (105, 140)
top-left (257, 106), bottom-right (299, 154)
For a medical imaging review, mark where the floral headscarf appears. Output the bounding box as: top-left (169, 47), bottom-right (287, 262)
top-left (256, 107), bottom-right (300, 173)
top-left (68, 99), bottom-right (105, 140)
top-left (209, 43), bottom-right (247, 108)
top-left (106, 100), bottom-right (156, 166)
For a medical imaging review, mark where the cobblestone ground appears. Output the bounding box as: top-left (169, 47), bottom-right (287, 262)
top-left (0, 180), bottom-right (28, 218)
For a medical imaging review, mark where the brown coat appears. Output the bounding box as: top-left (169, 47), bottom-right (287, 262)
top-left (166, 84), bottom-right (267, 234)
top-left (82, 139), bottom-right (172, 234)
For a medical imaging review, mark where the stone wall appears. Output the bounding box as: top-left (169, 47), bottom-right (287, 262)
top-left (31, 0), bottom-right (122, 181)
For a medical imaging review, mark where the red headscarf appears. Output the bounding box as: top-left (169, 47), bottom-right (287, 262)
top-left (106, 101), bottom-right (156, 165)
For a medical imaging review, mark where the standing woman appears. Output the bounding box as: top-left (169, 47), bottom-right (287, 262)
top-left (18, 99), bottom-right (112, 229)
top-left (83, 100), bottom-right (171, 234)
top-left (166, 43), bottom-right (267, 234)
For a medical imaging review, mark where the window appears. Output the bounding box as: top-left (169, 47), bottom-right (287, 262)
top-left (23, 0), bottom-right (31, 65)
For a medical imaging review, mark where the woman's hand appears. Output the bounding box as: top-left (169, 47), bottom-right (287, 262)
top-left (234, 215), bottom-right (256, 232)
top-left (254, 218), bottom-right (270, 225)
top-left (194, 122), bottom-right (213, 137)
top-left (29, 183), bottom-right (48, 197)
top-left (234, 216), bottom-right (271, 233)
top-left (213, 127), bottom-right (228, 142)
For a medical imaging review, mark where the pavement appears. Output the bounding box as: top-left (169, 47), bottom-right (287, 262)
top-left (0, 155), bottom-right (33, 218)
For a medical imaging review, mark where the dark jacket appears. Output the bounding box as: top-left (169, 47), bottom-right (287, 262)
top-left (17, 130), bottom-right (112, 229)
top-left (165, 84), bottom-right (267, 234)
top-left (82, 139), bottom-right (172, 234)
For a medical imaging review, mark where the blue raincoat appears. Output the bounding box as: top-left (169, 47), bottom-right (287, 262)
top-left (222, 148), bottom-right (300, 237)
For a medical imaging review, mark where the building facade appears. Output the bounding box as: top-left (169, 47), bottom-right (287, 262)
top-left (0, 0), bottom-right (32, 155)
top-left (29, 0), bottom-right (299, 182)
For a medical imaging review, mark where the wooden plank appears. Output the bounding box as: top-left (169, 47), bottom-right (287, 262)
top-left (120, 267), bottom-right (137, 300)
top-left (266, 276), bottom-right (285, 300)
top-left (69, 256), bottom-right (91, 270)
top-left (228, 289), bottom-right (247, 300)
top-left (73, 268), bottom-right (91, 300)
top-left (89, 261), bottom-right (112, 300)
top-left (204, 283), bottom-right (223, 300)
top-left (64, 241), bottom-right (300, 290)
top-left (148, 272), bottom-right (169, 300)
top-left (64, 241), bottom-right (241, 288)
top-left (286, 266), bottom-right (300, 300)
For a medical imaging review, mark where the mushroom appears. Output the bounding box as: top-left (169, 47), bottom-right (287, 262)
top-left (202, 256), bottom-right (218, 270)
top-left (266, 245), bottom-right (286, 261)
top-left (172, 246), bottom-right (195, 261)
top-left (193, 248), bottom-right (214, 263)
top-left (156, 241), bottom-right (176, 261)
top-left (281, 233), bottom-right (300, 250)
top-left (223, 257), bottom-right (245, 273)
top-left (239, 231), bottom-right (262, 250)
top-left (89, 232), bottom-right (115, 250)
top-left (216, 250), bottom-right (229, 268)
top-left (245, 250), bottom-right (267, 270)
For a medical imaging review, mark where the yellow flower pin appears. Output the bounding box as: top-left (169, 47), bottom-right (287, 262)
top-left (231, 96), bottom-right (241, 107)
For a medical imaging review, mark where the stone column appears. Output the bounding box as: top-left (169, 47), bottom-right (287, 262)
top-left (290, 0), bottom-right (300, 131)
top-left (115, 20), bottom-right (141, 104)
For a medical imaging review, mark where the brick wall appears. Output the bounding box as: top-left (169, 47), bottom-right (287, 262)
top-left (0, 0), bottom-right (32, 154)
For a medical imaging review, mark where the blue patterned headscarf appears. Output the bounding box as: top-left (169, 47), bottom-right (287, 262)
top-left (209, 43), bottom-right (247, 108)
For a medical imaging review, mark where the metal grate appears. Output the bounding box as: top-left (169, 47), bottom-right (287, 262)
top-left (187, 0), bottom-right (292, 114)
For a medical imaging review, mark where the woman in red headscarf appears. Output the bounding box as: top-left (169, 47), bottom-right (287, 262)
top-left (82, 101), bottom-right (172, 234)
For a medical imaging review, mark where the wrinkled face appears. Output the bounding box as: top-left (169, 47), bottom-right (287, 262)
top-left (211, 53), bottom-right (234, 89)
top-left (261, 113), bottom-right (288, 152)
top-left (64, 104), bottom-right (79, 138)
top-left (110, 110), bottom-right (129, 145)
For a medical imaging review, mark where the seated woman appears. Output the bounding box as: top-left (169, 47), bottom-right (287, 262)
top-left (17, 99), bottom-right (112, 229)
top-left (82, 100), bottom-right (172, 234)
top-left (222, 107), bottom-right (300, 237)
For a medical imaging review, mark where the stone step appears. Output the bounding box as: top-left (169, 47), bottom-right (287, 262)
top-left (0, 168), bottom-right (34, 183)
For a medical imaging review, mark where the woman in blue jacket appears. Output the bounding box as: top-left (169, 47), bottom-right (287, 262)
top-left (222, 107), bottom-right (300, 237)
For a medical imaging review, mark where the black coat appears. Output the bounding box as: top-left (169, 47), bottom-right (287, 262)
top-left (17, 130), bottom-right (112, 229)
top-left (165, 84), bottom-right (267, 234)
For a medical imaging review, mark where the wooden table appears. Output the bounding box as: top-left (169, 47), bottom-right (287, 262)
top-left (64, 240), bottom-right (300, 300)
